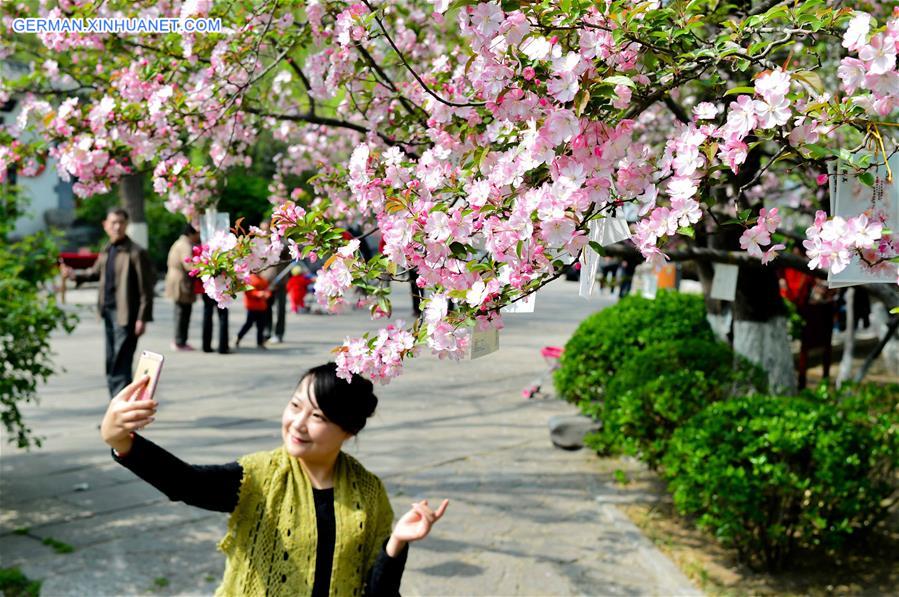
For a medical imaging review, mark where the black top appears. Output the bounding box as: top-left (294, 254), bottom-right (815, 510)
top-left (104, 242), bottom-right (120, 309)
top-left (312, 488), bottom-right (335, 596)
top-left (113, 434), bottom-right (407, 595)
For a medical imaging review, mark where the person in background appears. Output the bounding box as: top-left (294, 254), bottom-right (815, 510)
top-left (618, 259), bottom-right (637, 298)
top-left (61, 207), bottom-right (155, 397)
top-left (286, 265), bottom-right (312, 313)
top-left (262, 263), bottom-right (288, 345)
top-left (202, 290), bottom-right (231, 355)
top-left (235, 272), bottom-right (271, 349)
top-left (165, 224), bottom-right (201, 351)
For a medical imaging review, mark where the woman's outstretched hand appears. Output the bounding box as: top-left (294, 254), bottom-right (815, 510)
top-left (100, 375), bottom-right (157, 456)
top-left (386, 499), bottom-right (449, 557)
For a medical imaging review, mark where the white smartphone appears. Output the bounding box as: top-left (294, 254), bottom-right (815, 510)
top-left (133, 351), bottom-right (164, 401)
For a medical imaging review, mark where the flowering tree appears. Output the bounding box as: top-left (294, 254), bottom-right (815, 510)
top-left (2, 0), bottom-right (898, 389)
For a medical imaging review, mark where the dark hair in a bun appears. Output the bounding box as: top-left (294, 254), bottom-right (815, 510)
top-left (298, 362), bottom-right (377, 435)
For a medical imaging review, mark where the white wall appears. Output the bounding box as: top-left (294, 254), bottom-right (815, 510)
top-left (2, 101), bottom-right (68, 239)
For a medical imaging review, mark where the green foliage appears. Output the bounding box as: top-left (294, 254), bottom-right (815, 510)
top-left (219, 167), bottom-right (273, 228)
top-left (0, 567), bottom-right (41, 597)
top-left (40, 537), bottom-right (74, 554)
top-left (1, 188), bottom-right (77, 449)
top-left (662, 391), bottom-right (899, 571)
top-left (553, 291), bottom-right (714, 404)
top-left (585, 339), bottom-right (767, 467)
top-left (145, 192), bottom-right (187, 272)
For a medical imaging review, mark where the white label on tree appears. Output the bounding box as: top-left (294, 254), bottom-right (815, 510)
top-left (579, 221), bottom-right (601, 298)
top-left (710, 263), bottom-right (739, 302)
top-left (829, 152), bottom-right (899, 287)
top-left (501, 292), bottom-right (536, 313)
top-left (598, 213), bottom-right (632, 246)
top-left (201, 210), bottom-right (230, 244)
top-left (469, 326), bottom-right (499, 359)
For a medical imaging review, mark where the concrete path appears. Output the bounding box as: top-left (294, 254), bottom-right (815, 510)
top-left (0, 280), bottom-right (700, 596)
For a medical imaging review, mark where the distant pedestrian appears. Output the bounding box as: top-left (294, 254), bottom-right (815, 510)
top-left (100, 362), bottom-right (449, 595)
top-left (202, 291), bottom-right (231, 354)
top-left (61, 207), bottom-right (155, 397)
top-left (286, 266), bottom-right (312, 313)
top-left (165, 224), bottom-right (201, 351)
top-left (618, 259), bottom-right (637, 298)
top-left (262, 264), bottom-right (288, 344)
top-left (235, 273), bottom-right (271, 349)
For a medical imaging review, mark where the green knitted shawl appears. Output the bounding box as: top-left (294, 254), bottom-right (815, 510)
top-left (215, 447), bottom-right (394, 597)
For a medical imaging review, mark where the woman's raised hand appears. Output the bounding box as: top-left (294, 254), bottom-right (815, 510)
top-left (386, 499), bottom-right (449, 557)
top-left (100, 375), bottom-right (157, 456)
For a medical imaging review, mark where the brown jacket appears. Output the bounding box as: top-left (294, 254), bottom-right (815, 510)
top-left (75, 237), bottom-right (155, 326)
top-left (164, 235), bottom-right (197, 304)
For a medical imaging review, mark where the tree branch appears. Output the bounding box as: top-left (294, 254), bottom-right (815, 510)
top-left (361, 0), bottom-right (485, 109)
top-left (663, 97), bottom-right (690, 124)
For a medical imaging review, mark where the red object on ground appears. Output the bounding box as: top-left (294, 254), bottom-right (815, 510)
top-left (59, 251), bottom-right (99, 269)
top-left (541, 346), bottom-right (564, 360)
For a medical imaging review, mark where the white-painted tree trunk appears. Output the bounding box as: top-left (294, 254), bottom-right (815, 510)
top-left (837, 288), bottom-right (855, 387)
top-left (733, 316), bottom-right (797, 394)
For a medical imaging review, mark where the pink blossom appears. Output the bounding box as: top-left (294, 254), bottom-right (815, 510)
top-left (470, 2), bottom-right (504, 38)
top-left (843, 13), bottom-right (872, 52)
top-left (667, 176), bottom-right (698, 201)
top-left (754, 96), bottom-right (791, 129)
top-left (612, 84), bottom-right (632, 109)
top-left (754, 69), bottom-right (791, 104)
top-left (761, 243), bottom-right (786, 265)
top-left (846, 213), bottom-right (883, 248)
top-left (859, 34), bottom-right (898, 76)
top-left (838, 57), bottom-right (868, 94)
top-left (693, 102), bottom-right (718, 120)
top-left (725, 95), bottom-right (757, 138)
top-left (547, 72), bottom-right (579, 103)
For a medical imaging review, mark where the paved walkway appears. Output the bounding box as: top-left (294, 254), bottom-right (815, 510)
top-left (0, 280), bottom-right (700, 596)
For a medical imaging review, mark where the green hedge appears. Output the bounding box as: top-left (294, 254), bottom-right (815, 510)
top-left (553, 291), bottom-right (714, 405)
top-left (662, 390), bottom-right (899, 571)
top-left (584, 339), bottom-right (767, 467)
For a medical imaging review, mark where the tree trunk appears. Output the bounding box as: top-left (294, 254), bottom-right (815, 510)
top-left (120, 173), bottom-right (148, 249)
top-left (700, 201), bottom-right (797, 394)
top-left (731, 264), bottom-right (797, 394)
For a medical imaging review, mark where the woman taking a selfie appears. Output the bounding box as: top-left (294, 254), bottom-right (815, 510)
top-left (101, 362), bottom-right (448, 596)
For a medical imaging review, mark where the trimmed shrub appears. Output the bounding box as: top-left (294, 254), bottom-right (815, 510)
top-left (553, 291), bottom-right (714, 405)
top-left (662, 392), bottom-right (899, 571)
top-left (585, 339), bottom-right (767, 467)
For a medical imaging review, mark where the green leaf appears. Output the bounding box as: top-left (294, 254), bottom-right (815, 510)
top-left (677, 226), bottom-right (695, 238)
top-left (858, 172), bottom-right (875, 187)
top-left (724, 86), bottom-right (755, 96)
top-left (587, 241), bottom-right (606, 256)
top-left (603, 75), bottom-right (636, 88)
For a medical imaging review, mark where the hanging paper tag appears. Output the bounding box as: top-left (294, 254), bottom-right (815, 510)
top-left (598, 213), bottom-right (632, 246)
top-left (468, 326), bottom-right (499, 359)
top-left (578, 220), bottom-right (602, 298)
top-left (200, 210), bottom-right (230, 244)
top-left (710, 263), bottom-right (739, 302)
top-left (828, 152), bottom-right (899, 287)
top-left (501, 292), bottom-right (536, 313)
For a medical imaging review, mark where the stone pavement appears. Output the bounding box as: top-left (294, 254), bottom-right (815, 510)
top-left (0, 280), bottom-right (700, 596)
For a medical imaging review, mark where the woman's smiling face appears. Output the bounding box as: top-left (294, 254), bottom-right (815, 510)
top-left (282, 375), bottom-right (351, 462)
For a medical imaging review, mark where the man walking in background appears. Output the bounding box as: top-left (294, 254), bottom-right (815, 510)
top-left (165, 223), bottom-right (201, 351)
top-left (62, 208), bottom-right (155, 397)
